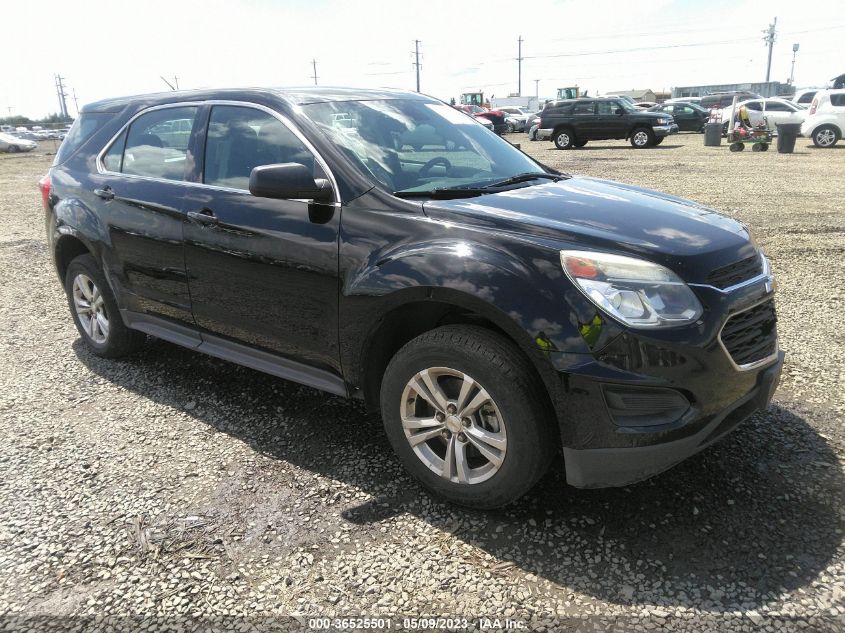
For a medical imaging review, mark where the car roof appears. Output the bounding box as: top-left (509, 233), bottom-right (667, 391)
top-left (81, 86), bottom-right (435, 114)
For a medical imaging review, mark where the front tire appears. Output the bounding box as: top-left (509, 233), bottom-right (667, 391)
top-left (553, 129), bottom-right (575, 149)
top-left (630, 127), bottom-right (654, 148)
top-left (573, 140), bottom-right (588, 148)
top-left (64, 254), bottom-right (146, 358)
top-left (7, 145), bottom-right (19, 153)
top-left (380, 325), bottom-right (555, 508)
top-left (812, 125), bottom-right (839, 148)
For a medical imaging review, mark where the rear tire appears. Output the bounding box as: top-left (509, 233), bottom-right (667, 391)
top-left (7, 145), bottom-right (19, 153)
top-left (812, 125), bottom-right (839, 148)
top-left (64, 254), bottom-right (146, 358)
top-left (380, 325), bottom-right (556, 508)
top-left (630, 127), bottom-right (654, 148)
top-left (553, 129), bottom-right (575, 149)
top-left (573, 140), bottom-right (588, 148)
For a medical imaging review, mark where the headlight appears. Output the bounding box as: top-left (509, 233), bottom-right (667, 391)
top-left (656, 117), bottom-right (668, 124)
top-left (561, 250), bottom-right (703, 328)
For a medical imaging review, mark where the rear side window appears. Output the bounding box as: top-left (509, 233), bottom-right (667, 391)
top-left (831, 94), bottom-right (845, 107)
top-left (53, 113), bottom-right (114, 165)
top-left (573, 102), bottom-right (595, 115)
top-left (203, 105), bottom-right (316, 191)
top-left (107, 107), bottom-right (198, 181)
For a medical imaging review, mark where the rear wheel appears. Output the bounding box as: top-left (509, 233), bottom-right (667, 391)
top-left (729, 142), bottom-right (744, 152)
top-left (64, 254), bottom-right (146, 358)
top-left (380, 325), bottom-right (556, 508)
top-left (573, 140), bottom-right (588, 148)
top-left (553, 129), bottom-right (575, 149)
top-left (7, 145), bottom-right (19, 153)
top-left (812, 125), bottom-right (839, 148)
top-left (630, 127), bottom-right (654, 148)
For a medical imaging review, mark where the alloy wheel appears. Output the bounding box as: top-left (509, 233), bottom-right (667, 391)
top-left (816, 128), bottom-right (836, 147)
top-left (633, 130), bottom-right (649, 146)
top-left (72, 273), bottom-right (109, 344)
top-left (400, 367), bottom-right (507, 485)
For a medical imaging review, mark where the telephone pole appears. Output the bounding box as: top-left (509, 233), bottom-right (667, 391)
top-left (72, 89), bottom-right (79, 117)
top-left (413, 40), bottom-right (421, 92)
top-left (54, 75), bottom-right (68, 119)
top-left (517, 36), bottom-right (524, 96)
top-left (763, 17), bottom-right (777, 82)
top-left (534, 79), bottom-right (539, 102)
top-left (311, 59), bottom-right (318, 86)
top-left (789, 43), bottom-right (799, 85)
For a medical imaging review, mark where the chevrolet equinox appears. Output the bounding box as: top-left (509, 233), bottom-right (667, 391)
top-left (42, 88), bottom-right (783, 508)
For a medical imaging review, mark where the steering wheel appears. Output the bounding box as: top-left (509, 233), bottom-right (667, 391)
top-left (419, 156), bottom-right (452, 178)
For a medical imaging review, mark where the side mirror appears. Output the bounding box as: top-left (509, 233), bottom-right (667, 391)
top-left (616, 108), bottom-right (625, 116)
top-left (248, 163), bottom-right (333, 202)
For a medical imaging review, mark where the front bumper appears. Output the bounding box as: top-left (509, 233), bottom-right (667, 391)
top-left (653, 123), bottom-right (680, 137)
top-left (562, 352), bottom-right (783, 487)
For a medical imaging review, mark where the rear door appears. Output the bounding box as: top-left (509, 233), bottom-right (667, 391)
top-left (94, 105), bottom-right (200, 331)
top-left (181, 103), bottom-right (342, 376)
top-left (571, 101), bottom-right (598, 138)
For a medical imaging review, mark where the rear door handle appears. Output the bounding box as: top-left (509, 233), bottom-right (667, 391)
top-left (187, 209), bottom-right (219, 225)
top-left (93, 186), bottom-right (114, 200)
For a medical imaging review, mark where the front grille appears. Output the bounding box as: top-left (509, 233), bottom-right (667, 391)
top-left (707, 254), bottom-right (764, 289)
top-left (720, 299), bottom-right (778, 367)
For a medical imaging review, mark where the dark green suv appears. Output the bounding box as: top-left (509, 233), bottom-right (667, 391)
top-left (538, 98), bottom-right (679, 149)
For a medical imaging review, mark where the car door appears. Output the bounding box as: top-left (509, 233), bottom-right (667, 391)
top-left (94, 105), bottom-right (200, 330)
top-left (181, 103), bottom-right (342, 376)
top-left (674, 105), bottom-right (699, 131)
top-left (594, 100), bottom-right (627, 139)
top-left (571, 101), bottom-right (598, 139)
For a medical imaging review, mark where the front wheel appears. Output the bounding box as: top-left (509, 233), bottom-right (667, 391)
top-left (630, 127), bottom-right (655, 148)
top-left (553, 129), bottom-right (575, 149)
top-left (380, 325), bottom-right (555, 508)
top-left (7, 145), bottom-right (19, 153)
top-left (573, 140), bottom-right (588, 148)
top-left (64, 254), bottom-right (146, 358)
top-left (812, 125), bottom-right (839, 148)
top-left (653, 137), bottom-right (664, 146)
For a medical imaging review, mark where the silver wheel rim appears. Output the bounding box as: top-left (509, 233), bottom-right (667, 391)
top-left (816, 129), bottom-right (836, 146)
top-left (400, 367), bottom-right (507, 485)
top-left (634, 131), bottom-right (649, 146)
top-left (72, 274), bottom-right (109, 344)
top-left (557, 133), bottom-right (570, 147)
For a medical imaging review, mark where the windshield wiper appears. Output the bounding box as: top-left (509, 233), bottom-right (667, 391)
top-left (393, 186), bottom-right (489, 199)
top-left (394, 172), bottom-right (565, 199)
top-left (480, 172), bottom-right (564, 189)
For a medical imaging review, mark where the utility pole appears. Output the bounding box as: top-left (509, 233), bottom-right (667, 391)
top-left (763, 17), bottom-right (777, 83)
top-left (160, 76), bottom-right (176, 90)
top-left (72, 89), bottom-right (79, 117)
top-left (413, 40), bottom-right (421, 92)
top-left (174, 76), bottom-right (179, 90)
top-left (54, 75), bottom-right (68, 119)
top-left (789, 43), bottom-right (799, 85)
top-left (534, 79), bottom-right (539, 102)
top-left (311, 59), bottom-right (318, 86)
top-left (517, 36), bottom-right (524, 96)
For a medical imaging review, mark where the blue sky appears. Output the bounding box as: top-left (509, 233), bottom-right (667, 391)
top-left (2, 0), bottom-right (844, 117)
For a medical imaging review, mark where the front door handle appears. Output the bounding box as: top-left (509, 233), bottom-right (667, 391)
top-left (187, 209), bottom-right (219, 225)
top-left (93, 186), bottom-right (114, 200)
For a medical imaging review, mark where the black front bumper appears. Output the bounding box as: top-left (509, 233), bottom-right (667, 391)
top-left (561, 352), bottom-right (783, 488)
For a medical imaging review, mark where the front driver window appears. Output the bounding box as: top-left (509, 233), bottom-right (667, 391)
top-left (204, 105), bottom-right (317, 191)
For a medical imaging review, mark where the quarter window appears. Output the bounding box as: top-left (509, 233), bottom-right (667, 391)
top-left (830, 94), bottom-right (845, 107)
top-left (203, 105), bottom-right (316, 191)
top-left (110, 107), bottom-right (198, 181)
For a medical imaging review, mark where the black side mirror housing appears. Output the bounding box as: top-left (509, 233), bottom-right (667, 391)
top-left (616, 108), bottom-right (625, 116)
top-left (248, 163), bottom-right (333, 202)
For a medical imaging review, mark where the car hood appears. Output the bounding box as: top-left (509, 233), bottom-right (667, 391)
top-left (422, 176), bottom-right (757, 283)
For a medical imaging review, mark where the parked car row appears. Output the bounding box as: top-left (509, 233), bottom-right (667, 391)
top-left (517, 88), bottom-right (844, 149)
top-left (0, 132), bottom-right (37, 153)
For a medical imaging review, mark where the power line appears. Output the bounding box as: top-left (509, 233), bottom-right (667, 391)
top-left (522, 35), bottom-right (759, 60)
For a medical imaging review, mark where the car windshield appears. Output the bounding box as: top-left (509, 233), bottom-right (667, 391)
top-left (303, 99), bottom-right (548, 196)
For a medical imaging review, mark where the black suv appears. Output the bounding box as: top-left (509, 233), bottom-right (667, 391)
top-left (42, 88), bottom-right (782, 508)
top-left (537, 97), bottom-right (679, 149)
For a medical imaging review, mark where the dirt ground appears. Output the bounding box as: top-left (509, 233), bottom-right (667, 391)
top-left (0, 133), bottom-right (843, 632)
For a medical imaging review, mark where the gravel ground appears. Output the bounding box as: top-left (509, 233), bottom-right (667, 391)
top-left (0, 134), bottom-right (843, 632)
